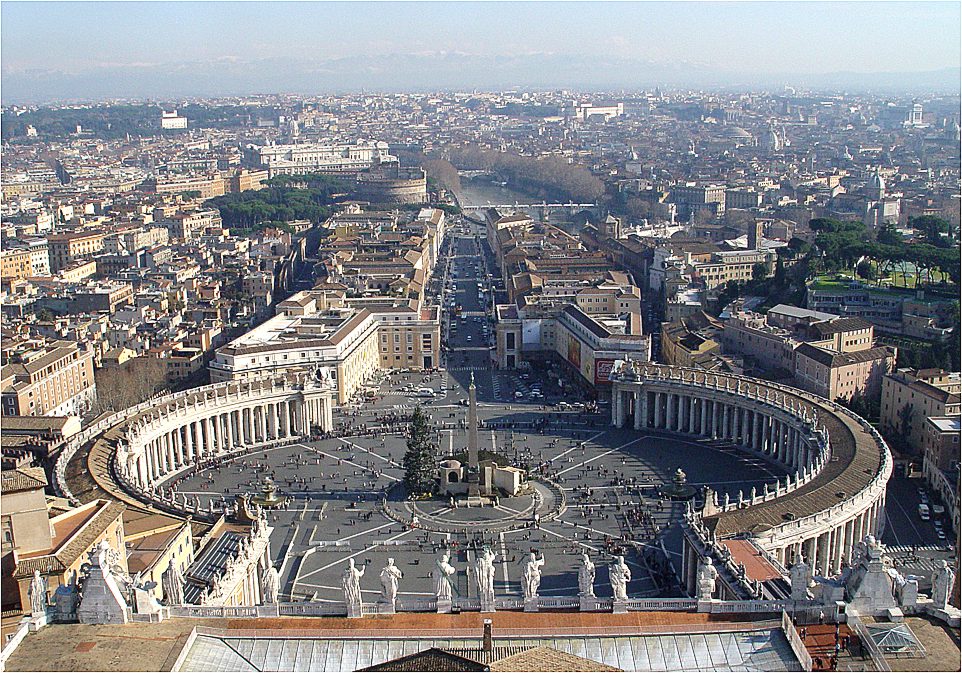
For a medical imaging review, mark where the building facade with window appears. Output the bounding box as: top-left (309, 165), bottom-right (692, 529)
top-left (1, 342), bottom-right (96, 417)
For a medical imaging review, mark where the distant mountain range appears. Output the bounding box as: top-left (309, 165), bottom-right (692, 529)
top-left (3, 53), bottom-right (959, 104)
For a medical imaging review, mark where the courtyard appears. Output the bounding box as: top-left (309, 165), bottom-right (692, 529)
top-left (169, 400), bottom-right (787, 605)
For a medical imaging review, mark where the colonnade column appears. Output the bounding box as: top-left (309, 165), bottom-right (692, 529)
top-left (186, 422), bottom-right (197, 460)
top-left (138, 452), bottom-right (148, 487)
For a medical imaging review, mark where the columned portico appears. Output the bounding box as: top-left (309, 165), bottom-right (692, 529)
top-left (109, 378), bottom-right (336, 516)
top-left (609, 361), bottom-right (891, 576)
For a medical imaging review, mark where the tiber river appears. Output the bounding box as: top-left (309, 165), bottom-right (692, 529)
top-left (455, 176), bottom-right (541, 209)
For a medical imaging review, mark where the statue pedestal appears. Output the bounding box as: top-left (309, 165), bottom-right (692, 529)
top-left (524, 597), bottom-right (539, 613)
top-left (436, 599), bottom-right (452, 614)
top-left (378, 600), bottom-right (396, 615)
top-left (697, 599), bottom-right (714, 613)
top-left (480, 599), bottom-right (496, 613)
top-left (346, 603), bottom-right (363, 619)
top-left (924, 601), bottom-right (961, 628)
top-left (579, 596), bottom-right (596, 612)
top-left (612, 600), bottom-right (628, 614)
top-left (256, 604), bottom-right (279, 618)
top-left (26, 613), bottom-right (50, 632)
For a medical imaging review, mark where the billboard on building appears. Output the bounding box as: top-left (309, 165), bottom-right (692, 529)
top-left (594, 358), bottom-right (616, 384)
top-left (567, 335), bottom-right (581, 368)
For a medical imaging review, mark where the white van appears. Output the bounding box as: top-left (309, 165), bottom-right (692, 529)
top-left (416, 387), bottom-right (436, 398)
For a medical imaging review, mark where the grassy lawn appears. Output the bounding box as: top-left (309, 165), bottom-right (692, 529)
top-left (809, 273), bottom-right (953, 295)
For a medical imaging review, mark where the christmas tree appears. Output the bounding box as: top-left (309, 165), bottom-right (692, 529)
top-left (403, 405), bottom-right (437, 497)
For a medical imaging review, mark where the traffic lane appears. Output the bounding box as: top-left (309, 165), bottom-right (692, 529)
top-left (882, 474), bottom-right (947, 547)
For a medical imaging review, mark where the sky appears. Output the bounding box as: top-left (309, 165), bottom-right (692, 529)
top-left (1, 1), bottom-right (960, 102)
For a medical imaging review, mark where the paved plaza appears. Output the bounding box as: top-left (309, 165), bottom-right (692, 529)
top-left (170, 400), bottom-right (787, 604)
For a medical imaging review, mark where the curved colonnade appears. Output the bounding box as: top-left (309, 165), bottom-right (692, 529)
top-left (54, 361), bottom-right (891, 592)
top-left (55, 377), bottom-right (335, 517)
top-left (610, 362), bottom-right (892, 580)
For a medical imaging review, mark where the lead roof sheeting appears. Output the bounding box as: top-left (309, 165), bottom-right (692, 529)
top-left (177, 630), bottom-right (802, 672)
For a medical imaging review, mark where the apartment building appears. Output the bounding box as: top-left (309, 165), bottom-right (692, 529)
top-left (246, 140), bottom-right (396, 177)
top-left (209, 306), bottom-right (382, 404)
top-left (880, 368), bottom-right (962, 451)
top-left (671, 183), bottom-right (727, 218)
top-left (721, 305), bottom-right (896, 401)
top-left (144, 174), bottom-right (226, 199)
top-left (46, 230), bottom-right (106, 273)
top-left (228, 168), bottom-right (269, 193)
top-left (793, 343), bottom-right (896, 401)
top-left (660, 312), bottom-right (726, 369)
top-left (0, 250), bottom-right (33, 282)
top-left (495, 303), bottom-right (650, 386)
top-left (1, 341), bottom-right (96, 416)
top-left (724, 187), bottom-right (763, 211)
top-left (123, 512), bottom-right (194, 602)
top-left (692, 249), bottom-right (774, 290)
top-left (164, 209), bottom-right (223, 241)
top-left (806, 282), bottom-right (955, 340)
top-left (921, 415), bottom-right (961, 537)
top-left (160, 110), bottom-right (188, 129)
top-left (276, 289), bottom-right (442, 372)
top-left (103, 226), bottom-right (170, 255)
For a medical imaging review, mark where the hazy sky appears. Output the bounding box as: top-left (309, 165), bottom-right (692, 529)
top-left (2, 1), bottom-right (960, 75)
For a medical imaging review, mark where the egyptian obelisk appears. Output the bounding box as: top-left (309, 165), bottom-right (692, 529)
top-left (467, 372), bottom-right (481, 496)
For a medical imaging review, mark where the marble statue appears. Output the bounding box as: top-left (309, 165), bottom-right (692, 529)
top-left (932, 560), bottom-right (956, 610)
top-left (435, 553), bottom-right (456, 601)
top-left (697, 556), bottom-right (718, 600)
top-left (260, 564), bottom-right (280, 604)
top-left (789, 558), bottom-right (812, 602)
top-left (578, 553), bottom-right (596, 597)
top-left (53, 583), bottom-right (78, 621)
top-left (609, 555), bottom-right (631, 602)
top-left (162, 563), bottom-right (185, 606)
top-left (379, 558), bottom-right (403, 606)
top-left (29, 570), bottom-right (48, 617)
top-left (522, 552), bottom-right (545, 601)
top-left (476, 546), bottom-right (497, 604)
top-left (341, 559), bottom-right (364, 609)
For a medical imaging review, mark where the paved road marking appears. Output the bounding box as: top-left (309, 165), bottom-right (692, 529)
top-left (888, 491), bottom-right (924, 543)
top-left (536, 524), bottom-right (601, 553)
top-left (545, 431), bottom-right (609, 465)
top-left (295, 443), bottom-right (401, 482)
top-left (339, 438), bottom-right (402, 468)
top-left (556, 437), bottom-right (647, 476)
top-left (298, 529), bottom-right (414, 579)
top-left (311, 520), bottom-right (396, 545)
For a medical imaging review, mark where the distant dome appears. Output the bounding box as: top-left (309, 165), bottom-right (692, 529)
top-left (722, 126), bottom-right (752, 139)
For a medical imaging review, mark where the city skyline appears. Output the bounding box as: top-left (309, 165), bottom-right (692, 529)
top-left (2, 1), bottom-right (961, 103)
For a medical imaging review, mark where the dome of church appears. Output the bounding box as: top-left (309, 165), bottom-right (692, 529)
top-left (721, 126), bottom-right (752, 139)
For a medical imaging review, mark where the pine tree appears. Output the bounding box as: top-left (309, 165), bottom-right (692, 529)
top-left (403, 405), bottom-right (437, 497)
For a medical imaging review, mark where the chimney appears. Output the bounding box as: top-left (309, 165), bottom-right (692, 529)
top-left (482, 619), bottom-right (493, 654)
